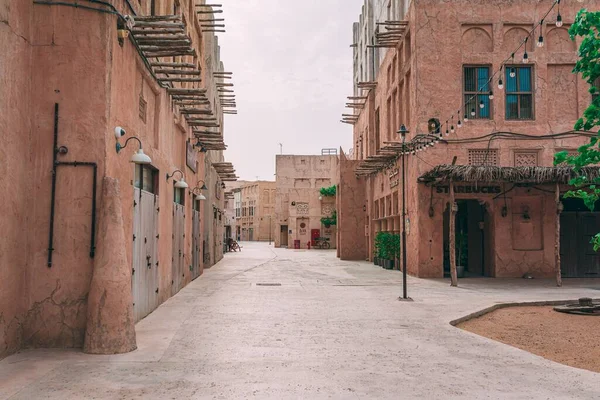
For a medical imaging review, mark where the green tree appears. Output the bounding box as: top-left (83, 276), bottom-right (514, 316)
top-left (554, 9), bottom-right (600, 251)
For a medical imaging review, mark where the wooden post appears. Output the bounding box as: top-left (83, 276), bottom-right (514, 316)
top-left (449, 181), bottom-right (458, 287)
top-left (555, 183), bottom-right (563, 287)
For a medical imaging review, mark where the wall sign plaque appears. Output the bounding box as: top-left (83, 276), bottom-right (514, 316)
top-left (186, 141), bottom-right (197, 173)
top-left (436, 185), bottom-right (501, 194)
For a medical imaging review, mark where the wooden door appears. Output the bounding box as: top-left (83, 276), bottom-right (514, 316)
top-left (578, 213), bottom-right (600, 277)
top-left (192, 209), bottom-right (201, 280)
top-left (132, 189), bottom-right (159, 322)
top-left (280, 225), bottom-right (288, 246)
top-left (560, 213), bottom-right (578, 277)
top-left (171, 203), bottom-right (185, 296)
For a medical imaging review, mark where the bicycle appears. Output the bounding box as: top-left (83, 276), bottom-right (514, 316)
top-left (314, 237), bottom-right (331, 250)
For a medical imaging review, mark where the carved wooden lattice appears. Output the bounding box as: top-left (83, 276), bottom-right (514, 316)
top-left (514, 152), bottom-right (538, 167)
top-left (322, 204), bottom-right (333, 216)
top-left (468, 149), bottom-right (498, 166)
top-left (297, 203), bottom-right (309, 215)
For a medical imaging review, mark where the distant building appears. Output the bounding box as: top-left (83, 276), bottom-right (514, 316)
top-left (275, 154), bottom-right (339, 249)
top-left (233, 181), bottom-right (276, 242)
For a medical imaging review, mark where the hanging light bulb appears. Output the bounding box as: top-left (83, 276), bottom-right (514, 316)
top-left (479, 101), bottom-right (485, 109)
top-left (498, 77), bottom-right (504, 90)
top-left (537, 35), bottom-right (544, 47)
top-left (457, 119), bottom-right (462, 128)
top-left (522, 51), bottom-right (529, 63)
top-left (445, 126), bottom-right (449, 136)
top-left (489, 91), bottom-right (494, 100)
top-left (450, 125), bottom-right (455, 134)
top-left (510, 67), bottom-right (516, 78)
top-left (556, 13), bottom-right (563, 27)
top-left (464, 113), bottom-right (469, 122)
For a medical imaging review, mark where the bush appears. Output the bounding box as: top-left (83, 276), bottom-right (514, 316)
top-left (319, 185), bottom-right (337, 197)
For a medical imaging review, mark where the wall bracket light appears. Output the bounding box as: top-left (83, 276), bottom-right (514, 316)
top-left (115, 129), bottom-right (152, 165)
top-left (166, 169), bottom-right (189, 189)
top-left (190, 180), bottom-right (208, 201)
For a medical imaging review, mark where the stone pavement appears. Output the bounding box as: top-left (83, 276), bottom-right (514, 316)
top-left (1, 242), bottom-right (599, 399)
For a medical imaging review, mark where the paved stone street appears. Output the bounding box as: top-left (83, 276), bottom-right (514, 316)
top-left (1, 242), bottom-right (599, 399)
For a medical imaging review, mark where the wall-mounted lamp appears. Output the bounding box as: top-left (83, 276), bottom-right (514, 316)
top-left (166, 169), bottom-right (188, 189)
top-left (191, 180), bottom-right (208, 201)
top-left (115, 127), bottom-right (152, 165)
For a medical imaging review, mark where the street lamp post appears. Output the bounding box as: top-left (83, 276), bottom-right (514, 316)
top-left (398, 124), bottom-right (411, 301)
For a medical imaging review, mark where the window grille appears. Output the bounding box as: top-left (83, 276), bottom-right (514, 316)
top-left (464, 66), bottom-right (491, 119)
top-left (468, 149), bottom-right (498, 166)
top-left (505, 66), bottom-right (534, 120)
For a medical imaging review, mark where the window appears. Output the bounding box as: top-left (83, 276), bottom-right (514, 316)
top-left (375, 108), bottom-right (381, 152)
top-left (134, 164), bottom-right (158, 194)
top-left (505, 66), bottom-right (533, 120)
top-left (139, 95), bottom-right (147, 123)
top-left (592, 77), bottom-right (600, 102)
top-left (464, 66), bottom-right (491, 119)
top-left (174, 187), bottom-right (185, 205)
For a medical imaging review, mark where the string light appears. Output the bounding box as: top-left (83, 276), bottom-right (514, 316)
top-left (537, 19), bottom-right (545, 47)
top-left (498, 66), bottom-right (504, 90)
top-left (413, 0), bottom-right (559, 161)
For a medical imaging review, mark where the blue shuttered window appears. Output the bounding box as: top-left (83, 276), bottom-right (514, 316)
top-left (506, 66), bottom-right (534, 120)
top-left (464, 66), bottom-right (491, 119)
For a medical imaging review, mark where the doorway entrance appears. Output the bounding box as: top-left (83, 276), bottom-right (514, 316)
top-left (560, 198), bottom-right (600, 278)
top-left (443, 200), bottom-right (492, 277)
top-left (280, 225), bottom-right (289, 247)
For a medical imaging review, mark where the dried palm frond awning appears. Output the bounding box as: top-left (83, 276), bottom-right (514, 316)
top-left (418, 165), bottom-right (600, 185)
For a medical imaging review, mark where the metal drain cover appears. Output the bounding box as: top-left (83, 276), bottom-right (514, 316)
top-left (256, 283), bottom-right (281, 286)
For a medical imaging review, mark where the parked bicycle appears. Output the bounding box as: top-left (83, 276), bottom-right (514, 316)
top-left (314, 237), bottom-right (331, 250)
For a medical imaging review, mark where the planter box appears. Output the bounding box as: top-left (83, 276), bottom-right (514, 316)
top-left (373, 257), bottom-right (379, 266)
top-left (383, 259), bottom-right (395, 270)
top-left (377, 258), bottom-right (384, 267)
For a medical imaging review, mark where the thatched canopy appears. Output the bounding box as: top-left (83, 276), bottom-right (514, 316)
top-left (418, 165), bottom-right (600, 185)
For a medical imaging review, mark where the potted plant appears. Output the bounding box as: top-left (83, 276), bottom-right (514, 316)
top-left (374, 232), bottom-right (386, 267)
top-left (381, 233), bottom-right (396, 270)
top-left (455, 231), bottom-right (468, 278)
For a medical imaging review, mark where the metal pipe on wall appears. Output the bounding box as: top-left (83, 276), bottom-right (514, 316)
top-left (47, 103), bottom-right (98, 267)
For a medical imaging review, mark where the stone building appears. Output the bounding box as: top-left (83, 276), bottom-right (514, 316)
top-left (338, 0), bottom-right (600, 281)
top-left (233, 181), bottom-right (276, 242)
top-left (0, 0), bottom-right (238, 359)
top-left (275, 154), bottom-right (339, 249)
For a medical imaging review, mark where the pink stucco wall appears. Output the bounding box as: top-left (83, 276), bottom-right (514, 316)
top-left (0, 0), bottom-right (228, 359)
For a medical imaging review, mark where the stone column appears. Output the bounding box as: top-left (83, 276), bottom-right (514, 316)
top-left (84, 177), bottom-right (137, 354)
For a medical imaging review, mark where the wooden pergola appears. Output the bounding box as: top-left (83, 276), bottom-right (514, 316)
top-left (418, 165), bottom-right (600, 288)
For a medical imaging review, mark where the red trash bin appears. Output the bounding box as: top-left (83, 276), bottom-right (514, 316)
top-left (294, 240), bottom-right (300, 249)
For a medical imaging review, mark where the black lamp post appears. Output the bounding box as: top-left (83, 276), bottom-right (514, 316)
top-left (398, 124), bottom-right (411, 301)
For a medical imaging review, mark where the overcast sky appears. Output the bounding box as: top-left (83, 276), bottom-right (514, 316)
top-left (217, 0), bottom-right (362, 181)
